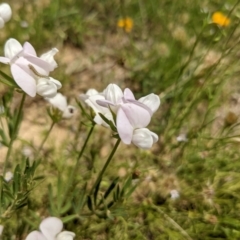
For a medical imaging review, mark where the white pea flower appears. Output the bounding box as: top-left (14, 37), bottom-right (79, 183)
top-left (4, 171), bottom-right (13, 182)
top-left (25, 217), bottom-right (75, 240)
top-left (0, 38), bottom-right (60, 97)
top-left (170, 189), bottom-right (180, 199)
top-left (176, 133), bottom-right (188, 142)
top-left (0, 3), bottom-right (12, 28)
top-left (46, 93), bottom-right (75, 119)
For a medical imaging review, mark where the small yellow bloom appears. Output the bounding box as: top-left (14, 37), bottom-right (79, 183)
top-left (212, 12), bottom-right (230, 27)
top-left (117, 17), bottom-right (133, 32)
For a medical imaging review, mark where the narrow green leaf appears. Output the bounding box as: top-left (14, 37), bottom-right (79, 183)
top-left (104, 177), bottom-right (119, 199)
top-left (87, 195), bottom-right (93, 211)
top-left (93, 178), bottom-right (101, 206)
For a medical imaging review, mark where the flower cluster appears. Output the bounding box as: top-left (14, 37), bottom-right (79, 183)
top-left (25, 217), bottom-right (75, 240)
top-left (0, 38), bottom-right (61, 98)
top-left (0, 38), bottom-right (76, 119)
top-left (81, 84), bottom-right (160, 149)
top-left (0, 3), bottom-right (12, 29)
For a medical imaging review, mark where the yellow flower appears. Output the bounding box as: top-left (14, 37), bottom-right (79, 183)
top-left (212, 12), bottom-right (230, 27)
top-left (117, 17), bottom-right (133, 32)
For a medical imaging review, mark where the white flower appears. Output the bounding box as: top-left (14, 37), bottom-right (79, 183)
top-left (4, 171), bottom-right (13, 182)
top-left (25, 217), bottom-right (75, 240)
top-left (46, 93), bottom-right (75, 119)
top-left (170, 190), bottom-right (180, 199)
top-left (0, 39), bottom-right (60, 97)
top-left (131, 128), bottom-right (158, 149)
top-left (176, 133), bottom-right (188, 142)
top-left (0, 3), bottom-right (12, 28)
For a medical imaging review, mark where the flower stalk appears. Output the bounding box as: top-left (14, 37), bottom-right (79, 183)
top-left (89, 137), bottom-right (121, 195)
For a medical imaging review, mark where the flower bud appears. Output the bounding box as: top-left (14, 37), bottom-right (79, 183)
top-left (103, 83), bottom-right (123, 104)
top-left (132, 128), bottom-right (158, 149)
top-left (0, 3), bottom-right (12, 22)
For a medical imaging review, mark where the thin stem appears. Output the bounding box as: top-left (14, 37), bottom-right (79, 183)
top-left (89, 137), bottom-right (121, 195)
top-left (35, 121), bottom-right (55, 158)
top-left (63, 123), bottom-right (96, 203)
top-left (3, 93), bottom-right (26, 175)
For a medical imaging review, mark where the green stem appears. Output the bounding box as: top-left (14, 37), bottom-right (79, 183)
top-left (3, 93), bottom-right (26, 175)
top-left (63, 123), bottom-right (96, 203)
top-left (35, 121), bottom-right (55, 158)
top-left (89, 137), bottom-right (121, 195)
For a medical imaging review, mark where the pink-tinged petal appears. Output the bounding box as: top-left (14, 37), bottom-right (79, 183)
top-left (138, 93), bottom-right (160, 114)
top-left (119, 103), bottom-right (151, 129)
top-left (4, 38), bottom-right (22, 59)
top-left (116, 107), bottom-right (134, 144)
top-left (0, 56), bottom-right (9, 64)
top-left (40, 217), bottom-right (63, 240)
top-left (96, 99), bottom-right (115, 108)
top-left (24, 54), bottom-right (53, 74)
top-left (40, 48), bottom-right (58, 69)
top-left (11, 64), bottom-right (36, 97)
top-left (23, 42), bottom-right (37, 56)
top-left (123, 88), bottom-right (135, 100)
top-left (25, 231), bottom-right (47, 240)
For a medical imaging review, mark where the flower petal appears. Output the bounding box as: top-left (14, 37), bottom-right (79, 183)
top-left (11, 64), bottom-right (36, 97)
top-left (63, 105), bottom-right (75, 119)
top-left (40, 48), bottom-right (58, 69)
top-left (116, 107), bottom-right (134, 144)
top-left (123, 88), bottom-right (135, 100)
top-left (24, 54), bottom-right (53, 74)
top-left (25, 231), bottom-right (47, 240)
top-left (56, 231), bottom-right (76, 240)
top-left (46, 93), bottom-right (68, 112)
top-left (4, 38), bottom-right (23, 59)
top-left (36, 78), bottom-right (58, 98)
top-left (119, 102), bottom-right (151, 129)
top-left (0, 56), bottom-right (9, 64)
top-left (23, 42), bottom-right (37, 56)
top-left (40, 217), bottom-right (63, 240)
top-left (103, 83), bottom-right (123, 104)
top-left (0, 3), bottom-right (12, 22)
top-left (132, 128), bottom-right (158, 149)
top-left (138, 93), bottom-right (160, 114)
